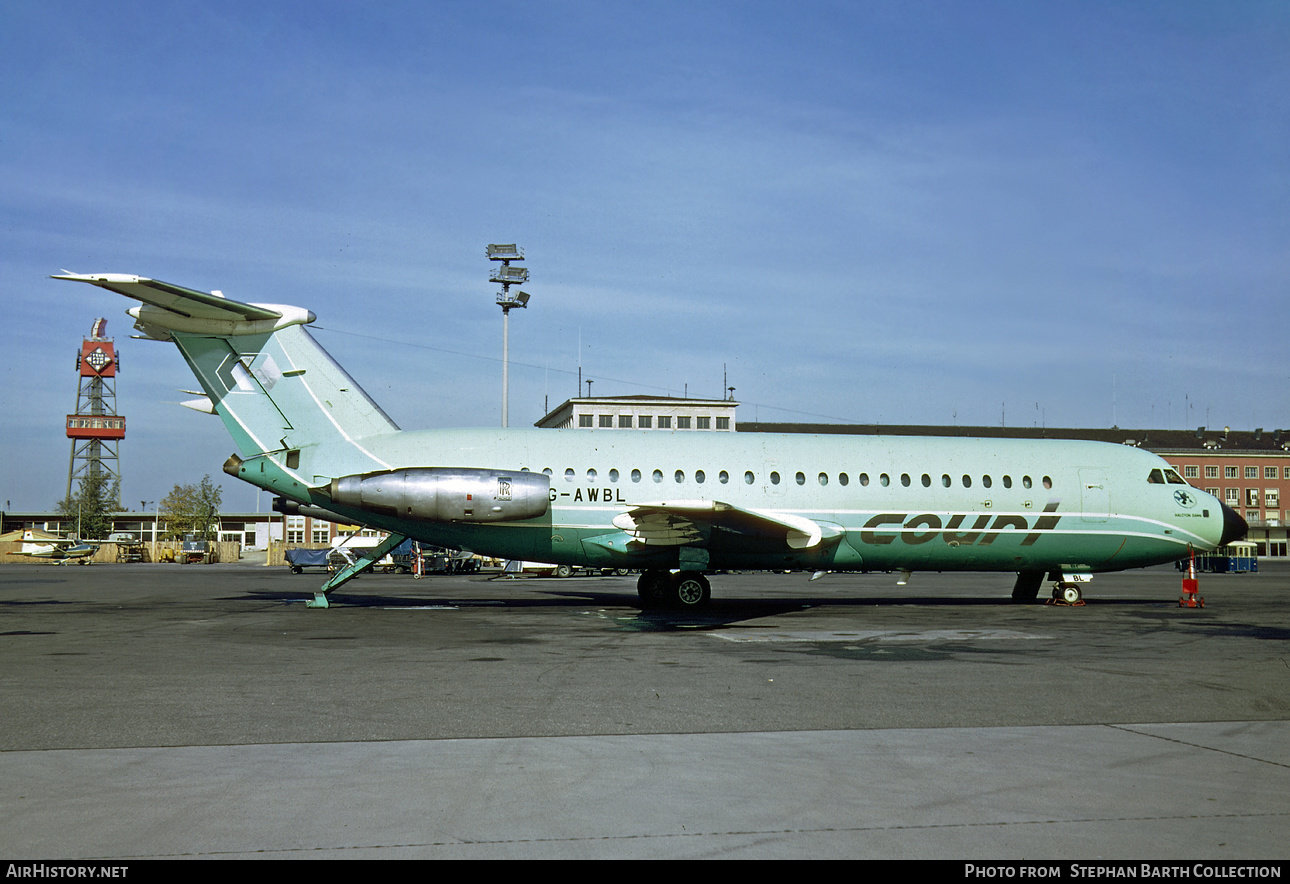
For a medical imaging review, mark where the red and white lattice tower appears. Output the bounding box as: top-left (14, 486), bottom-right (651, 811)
top-left (65, 318), bottom-right (125, 501)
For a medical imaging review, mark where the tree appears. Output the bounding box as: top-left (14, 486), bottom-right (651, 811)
top-left (56, 473), bottom-right (119, 540)
top-left (159, 475), bottom-right (223, 540)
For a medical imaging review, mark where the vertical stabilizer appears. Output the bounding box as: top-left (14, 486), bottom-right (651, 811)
top-left (53, 273), bottom-right (399, 472)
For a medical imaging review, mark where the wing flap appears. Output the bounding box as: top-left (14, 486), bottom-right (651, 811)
top-left (612, 500), bottom-right (841, 550)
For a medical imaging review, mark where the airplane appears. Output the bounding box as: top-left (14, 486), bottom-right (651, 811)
top-left (54, 271), bottom-right (1248, 609)
top-left (14, 530), bottom-right (100, 564)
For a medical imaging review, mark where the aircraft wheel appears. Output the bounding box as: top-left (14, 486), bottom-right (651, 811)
top-left (1062, 584), bottom-right (1083, 604)
top-left (668, 571), bottom-right (711, 609)
top-left (555, 564), bottom-right (574, 578)
top-left (637, 570), bottom-right (670, 607)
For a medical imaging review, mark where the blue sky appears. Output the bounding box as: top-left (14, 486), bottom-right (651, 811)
top-left (1, 0), bottom-right (1287, 513)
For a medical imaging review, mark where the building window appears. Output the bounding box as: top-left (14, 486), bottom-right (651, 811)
top-left (1184, 466), bottom-right (1199, 478)
top-left (578, 414), bottom-right (593, 428)
top-left (1226, 466), bottom-right (1239, 478)
top-left (716, 417), bottom-right (730, 430)
top-left (1247, 511), bottom-right (1261, 522)
top-left (658, 416), bottom-right (672, 429)
top-left (599, 415), bottom-right (613, 428)
top-left (696, 416), bottom-right (710, 429)
top-left (1246, 466), bottom-right (1259, 479)
top-left (312, 526), bottom-right (329, 544)
top-left (1247, 489), bottom-right (1261, 507)
top-left (619, 415), bottom-right (633, 428)
top-left (1226, 488), bottom-right (1239, 504)
top-left (677, 416), bottom-right (691, 429)
top-left (1267, 466), bottom-right (1279, 479)
top-left (1266, 490), bottom-right (1279, 508)
top-left (1205, 466), bottom-right (1219, 478)
top-left (638, 415), bottom-right (652, 429)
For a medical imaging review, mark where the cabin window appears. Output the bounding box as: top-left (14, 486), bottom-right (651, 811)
top-left (1148, 469), bottom-right (1165, 484)
top-left (1002, 476), bottom-right (1013, 489)
top-left (1042, 476), bottom-right (1052, 489)
top-left (1164, 469), bottom-right (1186, 485)
top-left (920, 474), bottom-right (930, 487)
top-left (901, 474), bottom-right (911, 487)
top-left (719, 470), bottom-right (729, 484)
top-left (695, 470), bottom-right (706, 484)
top-left (1022, 476), bottom-right (1032, 489)
top-left (587, 468), bottom-right (597, 481)
top-left (982, 475), bottom-right (991, 488)
top-left (859, 473), bottom-right (870, 486)
top-left (962, 475), bottom-right (972, 488)
top-left (543, 468), bottom-right (553, 476)
top-left (818, 472), bottom-right (828, 486)
top-left (652, 469), bottom-right (663, 483)
top-left (880, 473), bottom-right (890, 487)
top-left (942, 474), bottom-right (951, 488)
top-left (744, 471), bottom-right (755, 484)
top-left (565, 468), bottom-right (575, 482)
top-left (631, 469), bottom-right (641, 482)
top-left (675, 470), bottom-right (685, 483)
top-left (770, 471), bottom-right (781, 485)
top-left (609, 469), bottom-right (619, 482)
top-left (839, 473), bottom-right (849, 486)
top-left (796, 472), bottom-right (806, 485)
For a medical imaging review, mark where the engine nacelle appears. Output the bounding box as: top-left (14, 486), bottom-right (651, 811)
top-left (328, 468), bottom-right (550, 523)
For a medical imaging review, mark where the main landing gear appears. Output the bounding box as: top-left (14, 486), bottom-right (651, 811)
top-left (637, 569), bottom-right (711, 610)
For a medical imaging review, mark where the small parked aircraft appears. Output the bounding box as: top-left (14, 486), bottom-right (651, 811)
top-left (14, 531), bottom-right (100, 564)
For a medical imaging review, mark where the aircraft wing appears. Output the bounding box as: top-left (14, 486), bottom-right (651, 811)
top-left (612, 500), bottom-right (842, 550)
top-left (52, 273), bottom-right (282, 322)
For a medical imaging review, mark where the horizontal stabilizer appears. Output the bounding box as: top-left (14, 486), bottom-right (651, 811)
top-left (53, 272), bottom-right (313, 341)
top-left (53, 273), bottom-right (282, 321)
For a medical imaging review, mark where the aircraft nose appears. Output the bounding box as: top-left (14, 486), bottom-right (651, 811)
top-left (1219, 501), bottom-right (1248, 547)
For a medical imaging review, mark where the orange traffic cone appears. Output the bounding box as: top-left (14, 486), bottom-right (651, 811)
top-left (1180, 547), bottom-right (1203, 608)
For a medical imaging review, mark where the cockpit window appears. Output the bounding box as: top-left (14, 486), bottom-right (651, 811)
top-left (1148, 469), bottom-right (1165, 484)
top-left (1164, 469), bottom-right (1187, 485)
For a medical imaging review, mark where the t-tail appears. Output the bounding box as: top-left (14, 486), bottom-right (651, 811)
top-left (53, 273), bottom-right (400, 493)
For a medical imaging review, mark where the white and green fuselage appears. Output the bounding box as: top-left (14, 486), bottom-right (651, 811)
top-left (55, 273), bottom-right (1246, 601)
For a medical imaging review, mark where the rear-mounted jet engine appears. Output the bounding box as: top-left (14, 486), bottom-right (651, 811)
top-left (328, 468), bottom-right (550, 523)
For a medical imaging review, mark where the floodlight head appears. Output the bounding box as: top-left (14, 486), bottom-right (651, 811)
top-left (490, 265), bottom-right (530, 285)
top-left (487, 243), bottom-right (523, 261)
top-left (515, 291), bottom-right (530, 307)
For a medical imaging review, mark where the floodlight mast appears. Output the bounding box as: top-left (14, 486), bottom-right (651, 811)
top-left (488, 244), bottom-right (530, 427)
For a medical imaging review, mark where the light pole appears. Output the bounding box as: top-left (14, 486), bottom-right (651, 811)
top-left (487, 244), bottom-right (531, 427)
